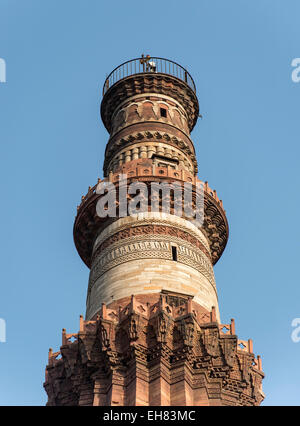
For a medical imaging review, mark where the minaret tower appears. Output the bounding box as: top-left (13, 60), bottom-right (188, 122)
top-left (44, 56), bottom-right (264, 406)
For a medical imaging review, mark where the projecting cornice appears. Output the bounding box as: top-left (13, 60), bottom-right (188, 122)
top-left (73, 167), bottom-right (228, 268)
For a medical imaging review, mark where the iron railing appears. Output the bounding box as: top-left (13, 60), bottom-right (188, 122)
top-left (103, 56), bottom-right (196, 95)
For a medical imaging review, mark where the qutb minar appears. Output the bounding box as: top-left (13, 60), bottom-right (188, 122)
top-left (44, 55), bottom-right (264, 406)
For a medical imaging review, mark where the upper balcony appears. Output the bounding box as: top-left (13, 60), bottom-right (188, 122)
top-left (102, 55), bottom-right (196, 96)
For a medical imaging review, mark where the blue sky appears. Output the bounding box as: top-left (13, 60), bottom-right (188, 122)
top-left (0, 0), bottom-right (299, 406)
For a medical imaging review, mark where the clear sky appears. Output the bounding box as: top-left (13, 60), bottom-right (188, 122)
top-left (0, 0), bottom-right (299, 406)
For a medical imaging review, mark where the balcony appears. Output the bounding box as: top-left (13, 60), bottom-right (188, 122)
top-left (103, 55), bottom-right (196, 95)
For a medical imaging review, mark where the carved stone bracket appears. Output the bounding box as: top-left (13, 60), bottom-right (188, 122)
top-left (44, 293), bottom-right (264, 406)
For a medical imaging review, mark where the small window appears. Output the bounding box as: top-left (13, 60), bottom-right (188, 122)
top-left (172, 246), bottom-right (177, 261)
top-left (152, 154), bottom-right (179, 169)
top-left (160, 108), bottom-right (167, 118)
top-left (157, 162), bottom-right (168, 168)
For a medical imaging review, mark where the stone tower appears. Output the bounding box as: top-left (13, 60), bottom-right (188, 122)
top-left (44, 56), bottom-right (264, 406)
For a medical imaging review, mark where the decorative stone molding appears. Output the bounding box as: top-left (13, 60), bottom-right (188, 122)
top-left (44, 293), bottom-right (264, 406)
top-left (104, 129), bottom-right (198, 176)
top-left (106, 141), bottom-right (195, 175)
top-left (93, 213), bottom-right (211, 255)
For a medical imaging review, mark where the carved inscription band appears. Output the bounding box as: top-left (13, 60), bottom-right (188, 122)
top-left (93, 213), bottom-right (211, 253)
top-left (92, 224), bottom-right (211, 264)
top-left (89, 234), bottom-right (216, 291)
